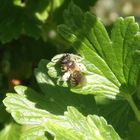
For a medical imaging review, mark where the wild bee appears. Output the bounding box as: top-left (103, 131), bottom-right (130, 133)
top-left (60, 54), bottom-right (86, 86)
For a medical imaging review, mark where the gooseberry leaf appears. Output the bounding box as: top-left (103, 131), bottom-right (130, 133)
top-left (47, 53), bottom-right (120, 99)
top-left (0, 0), bottom-right (63, 43)
top-left (0, 122), bottom-right (22, 140)
top-left (95, 96), bottom-right (135, 137)
top-left (3, 88), bottom-right (121, 140)
top-left (126, 121), bottom-right (140, 140)
top-left (46, 107), bottom-right (121, 140)
top-left (57, 3), bottom-right (140, 99)
top-left (34, 59), bottom-right (97, 115)
top-left (20, 126), bottom-right (48, 140)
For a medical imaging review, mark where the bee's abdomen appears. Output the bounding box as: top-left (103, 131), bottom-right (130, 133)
top-left (70, 71), bottom-right (83, 87)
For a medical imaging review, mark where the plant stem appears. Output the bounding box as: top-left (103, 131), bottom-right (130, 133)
top-left (126, 94), bottom-right (140, 122)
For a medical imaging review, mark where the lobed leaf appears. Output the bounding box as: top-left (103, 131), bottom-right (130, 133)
top-left (3, 89), bottom-right (121, 140)
top-left (35, 59), bottom-right (97, 115)
top-left (57, 3), bottom-right (140, 98)
top-left (47, 53), bottom-right (120, 99)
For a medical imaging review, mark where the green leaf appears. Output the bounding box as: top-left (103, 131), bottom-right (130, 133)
top-left (0, 122), bottom-right (22, 140)
top-left (57, 3), bottom-right (140, 99)
top-left (3, 84), bottom-right (96, 120)
top-left (3, 89), bottom-right (121, 140)
top-left (20, 126), bottom-right (48, 140)
top-left (111, 17), bottom-right (139, 88)
top-left (0, 122), bottom-right (48, 140)
top-left (47, 53), bottom-right (120, 99)
top-left (0, 0), bottom-right (63, 43)
top-left (34, 59), bottom-right (56, 93)
top-left (95, 96), bottom-right (135, 137)
top-left (46, 107), bottom-right (121, 140)
top-left (3, 86), bottom-right (58, 125)
top-left (126, 121), bottom-right (140, 140)
top-left (35, 59), bottom-right (97, 115)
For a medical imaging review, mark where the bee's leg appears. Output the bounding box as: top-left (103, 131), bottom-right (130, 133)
top-left (61, 67), bottom-right (66, 72)
top-left (61, 71), bottom-right (71, 82)
top-left (70, 77), bottom-right (77, 87)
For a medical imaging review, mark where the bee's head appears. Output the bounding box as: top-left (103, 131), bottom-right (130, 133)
top-left (60, 54), bottom-right (71, 64)
top-left (60, 54), bottom-right (75, 71)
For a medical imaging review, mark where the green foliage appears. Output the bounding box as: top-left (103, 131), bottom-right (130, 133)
top-left (1, 2), bottom-right (140, 140)
top-left (0, 122), bottom-right (22, 140)
top-left (47, 53), bottom-right (120, 99)
top-left (0, 0), bottom-right (95, 43)
top-left (3, 86), bottom-right (121, 139)
top-left (35, 59), bottom-right (97, 115)
top-left (0, 0), bottom-right (64, 43)
top-left (58, 3), bottom-right (140, 98)
top-left (127, 121), bottom-right (140, 140)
